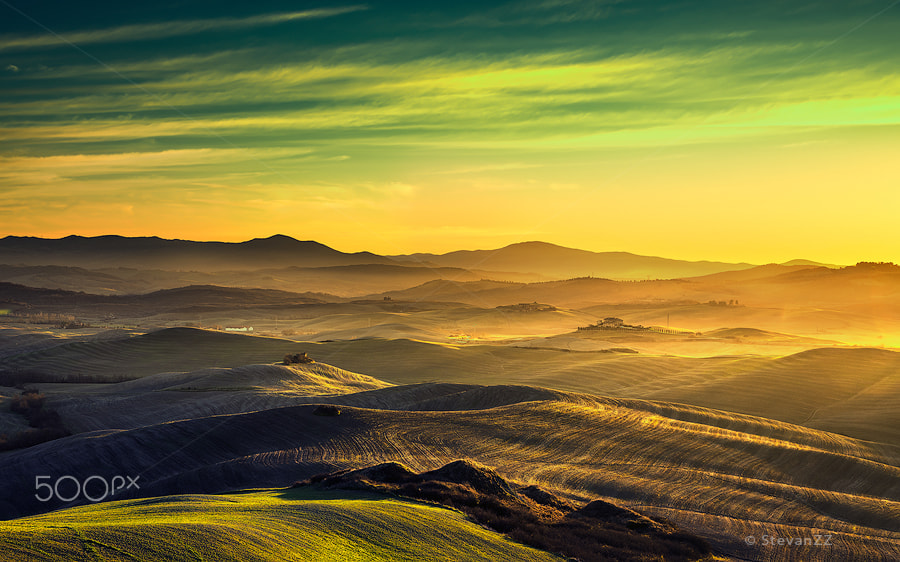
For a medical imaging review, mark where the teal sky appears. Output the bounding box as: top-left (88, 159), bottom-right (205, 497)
top-left (2, 0), bottom-right (899, 263)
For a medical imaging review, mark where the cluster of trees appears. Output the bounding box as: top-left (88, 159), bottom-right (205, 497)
top-left (56, 320), bottom-right (90, 329)
top-left (854, 261), bottom-right (898, 269)
top-left (0, 390), bottom-right (69, 451)
top-left (707, 299), bottom-right (739, 306)
top-left (7, 311), bottom-right (90, 328)
top-left (0, 370), bottom-right (135, 386)
top-left (283, 352), bottom-right (314, 365)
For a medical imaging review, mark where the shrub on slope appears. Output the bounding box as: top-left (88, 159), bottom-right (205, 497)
top-left (0, 390), bottom-right (69, 451)
top-left (296, 459), bottom-right (712, 562)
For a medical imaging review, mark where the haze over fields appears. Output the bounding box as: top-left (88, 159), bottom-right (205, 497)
top-left (3, 0), bottom-right (900, 560)
top-left (1, 235), bottom-right (899, 561)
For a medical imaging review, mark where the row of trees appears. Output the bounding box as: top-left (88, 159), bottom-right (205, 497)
top-left (707, 300), bottom-right (739, 306)
top-left (7, 311), bottom-right (90, 328)
top-left (0, 390), bottom-right (69, 451)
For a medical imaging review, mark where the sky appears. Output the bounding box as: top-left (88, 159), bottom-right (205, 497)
top-left (1, 0), bottom-right (899, 263)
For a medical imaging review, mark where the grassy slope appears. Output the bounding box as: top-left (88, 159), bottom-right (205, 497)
top-left (0, 489), bottom-right (561, 562)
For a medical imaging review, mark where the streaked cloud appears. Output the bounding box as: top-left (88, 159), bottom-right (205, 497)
top-left (435, 163), bottom-right (544, 175)
top-left (0, 147), bottom-right (315, 190)
top-left (5, 41), bottom-right (897, 155)
top-left (0, 6), bottom-right (367, 51)
top-left (1, 0), bottom-right (898, 260)
top-left (449, 0), bottom-right (628, 27)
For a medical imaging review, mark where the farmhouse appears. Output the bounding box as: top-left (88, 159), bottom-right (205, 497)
top-left (577, 317), bottom-right (638, 331)
top-left (496, 302), bottom-right (557, 313)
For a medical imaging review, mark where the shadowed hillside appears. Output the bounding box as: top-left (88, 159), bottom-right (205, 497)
top-left (4, 328), bottom-right (898, 443)
top-left (46, 362), bottom-right (393, 432)
top-left (0, 282), bottom-right (336, 313)
top-left (0, 262), bottom-right (496, 296)
top-left (0, 328), bottom-right (303, 382)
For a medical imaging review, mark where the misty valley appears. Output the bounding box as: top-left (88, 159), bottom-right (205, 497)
top-left (0, 236), bottom-right (898, 561)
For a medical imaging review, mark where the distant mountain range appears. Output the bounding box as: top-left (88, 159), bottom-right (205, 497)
top-left (0, 235), bottom-right (393, 271)
top-left (393, 241), bottom-right (766, 280)
top-left (0, 235), bottom-right (839, 287)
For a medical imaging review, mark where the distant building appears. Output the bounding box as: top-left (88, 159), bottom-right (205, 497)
top-left (497, 302), bottom-right (557, 313)
top-left (577, 317), bottom-right (632, 331)
top-left (225, 326), bottom-right (254, 332)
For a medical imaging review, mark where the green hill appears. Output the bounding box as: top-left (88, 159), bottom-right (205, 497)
top-left (0, 488), bottom-right (561, 562)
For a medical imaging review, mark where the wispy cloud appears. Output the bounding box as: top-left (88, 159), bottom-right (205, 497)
top-left (0, 147), bottom-right (314, 189)
top-left (7, 41), bottom-right (897, 154)
top-left (1, 0), bottom-right (897, 259)
top-left (0, 6), bottom-right (368, 51)
top-left (434, 163), bottom-right (544, 175)
top-left (449, 0), bottom-right (628, 27)
top-left (0, 21), bottom-right (895, 157)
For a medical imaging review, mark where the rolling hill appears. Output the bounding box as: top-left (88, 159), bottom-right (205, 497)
top-left (0, 283), bottom-right (339, 321)
top-left (0, 487), bottom-right (561, 562)
top-left (0, 262), bottom-right (493, 297)
top-left (4, 328), bottom-right (898, 443)
top-left (0, 235), bottom-right (896, 561)
top-left (0, 376), bottom-right (897, 561)
top-left (374, 262), bottom-right (900, 309)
